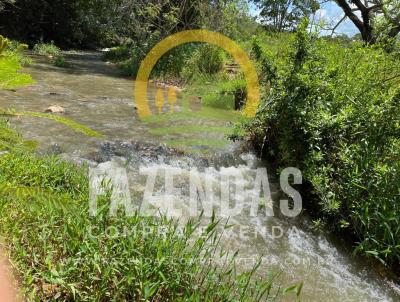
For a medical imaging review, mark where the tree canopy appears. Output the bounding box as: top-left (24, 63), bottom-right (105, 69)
top-left (335, 0), bottom-right (400, 43)
top-left (0, 0), bottom-right (252, 48)
top-left (253, 0), bottom-right (320, 32)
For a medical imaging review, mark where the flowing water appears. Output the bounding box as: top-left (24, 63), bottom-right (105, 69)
top-left (0, 51), bottom-right (399, 301)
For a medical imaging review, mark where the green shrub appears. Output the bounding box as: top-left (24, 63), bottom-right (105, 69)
top-left (0, 53), bottom-right (34, 89)
top-left (108, 42), bottom-right (226, 80)
top-left (115, 43), bottom-right (198, 78)
top-left (182, 44), bottom-right (225, 80)
top-left (13, 52), bottom-right (32, 66)
top-left (3, 40), bottom-right (32, 66)
top-left (52, 55), bottom-right (70, 68)
top-left (7, 40), bottom-right (29, 53)
top-left (241, 20), bottom-right (400, 267)
top-left (152, 44), bottom-right (197, 79)
top-left (33, 42), bottom-right (61, 56)
top-left (0, 37), bottom-right (33, 88)
top-left (117, 55), bottom-right (142, 77)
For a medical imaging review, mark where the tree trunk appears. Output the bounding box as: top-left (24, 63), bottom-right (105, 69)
top-left (335, 0), bottom-right (375, 44)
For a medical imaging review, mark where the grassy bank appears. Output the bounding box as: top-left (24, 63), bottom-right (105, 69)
top-left (237, 21), bottom-right (400, 271)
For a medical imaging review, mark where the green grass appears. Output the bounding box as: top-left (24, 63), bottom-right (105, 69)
top-left (0, 120), bottom-right (297, 301)
top-left (190, 77), bottom-right (247, 111)
top-left (0, 120), bottom-right (36, 151)
top-left (0, 109), bottom-right (104, 138)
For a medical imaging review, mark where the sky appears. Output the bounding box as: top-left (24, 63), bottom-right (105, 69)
top-left (316, 1), bottom-right (358, 36)
top-left (250, 1), bottom-right (359, 37)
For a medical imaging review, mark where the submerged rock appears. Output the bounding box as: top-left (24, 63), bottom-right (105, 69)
top-left (45, 105), bottom-right (65, 114)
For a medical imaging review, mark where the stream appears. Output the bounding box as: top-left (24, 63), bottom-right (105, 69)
top-left (0, 51), bottom-right (399, 301)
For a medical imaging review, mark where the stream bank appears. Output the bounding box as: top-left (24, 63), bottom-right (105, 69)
top-left (0, 51), bottom-right (399, 301)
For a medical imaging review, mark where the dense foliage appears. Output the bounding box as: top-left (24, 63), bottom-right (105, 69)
top-left (253, 0), bottom-right (320, 32)
top-left (0, 39), bottom-right (33, 89)
top-left (33, 42), bottom-right (61, 56)
top-left (0, 0), bottom-right (255, 48)
top-left (239, 20), bottom-right (400, 268)
top-left (1, 0), bottom-right (400, 296)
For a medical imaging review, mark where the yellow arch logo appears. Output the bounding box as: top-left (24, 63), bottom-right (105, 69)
top-left (134, 30), bottom-right (260, 119)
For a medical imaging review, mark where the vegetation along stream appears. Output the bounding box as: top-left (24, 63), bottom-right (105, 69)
top-left (0, 50), bottom-right (398, 301)
top-left (0, 0), bottom-right (400, 301)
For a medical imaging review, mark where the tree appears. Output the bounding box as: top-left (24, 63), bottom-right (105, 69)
top-left (253, 0), bottom-right (320, 32)
top-left (0, 0), bottom-right (89, 47)
top-left (334, 0), bottom-right (400, 44)
top-left (0, 0), bottom-right (206, 47)
top-left (0, 0), bottom-right (14, 11)
top-left (0, 0), bottom-right (255, 47)
top-left (199, 0), bottom-right (257, 39)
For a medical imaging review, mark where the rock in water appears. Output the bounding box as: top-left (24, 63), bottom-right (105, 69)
top-left (45, 105), bottom-right (65, 114)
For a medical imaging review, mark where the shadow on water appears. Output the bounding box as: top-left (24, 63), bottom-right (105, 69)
top-left (29, 51), bottom-right (129, 78)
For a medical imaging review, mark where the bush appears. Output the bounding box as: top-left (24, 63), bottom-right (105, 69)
top-left (33, 42), bottom-right (61, 56)
top-left (0, 52), bottom-right (34, 89)
top-left (2, 40), bottom-right (32, 66)
top-left (52, 55), bottom-right (70, 68)
top-left (152, 44), bottom-right (197, 79)
top-left (0, 37), bottom-right (33, 89)
top-left (112, 42), bottom-right (226, 79)
top-left (5, 40), bottom-right (29, 53)
top-left (182, 44), bottom-right (225, 80)
top-left (117, 56), bottom-right (142, 77)
top-left (241, 20), bottom-right (400, 268)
